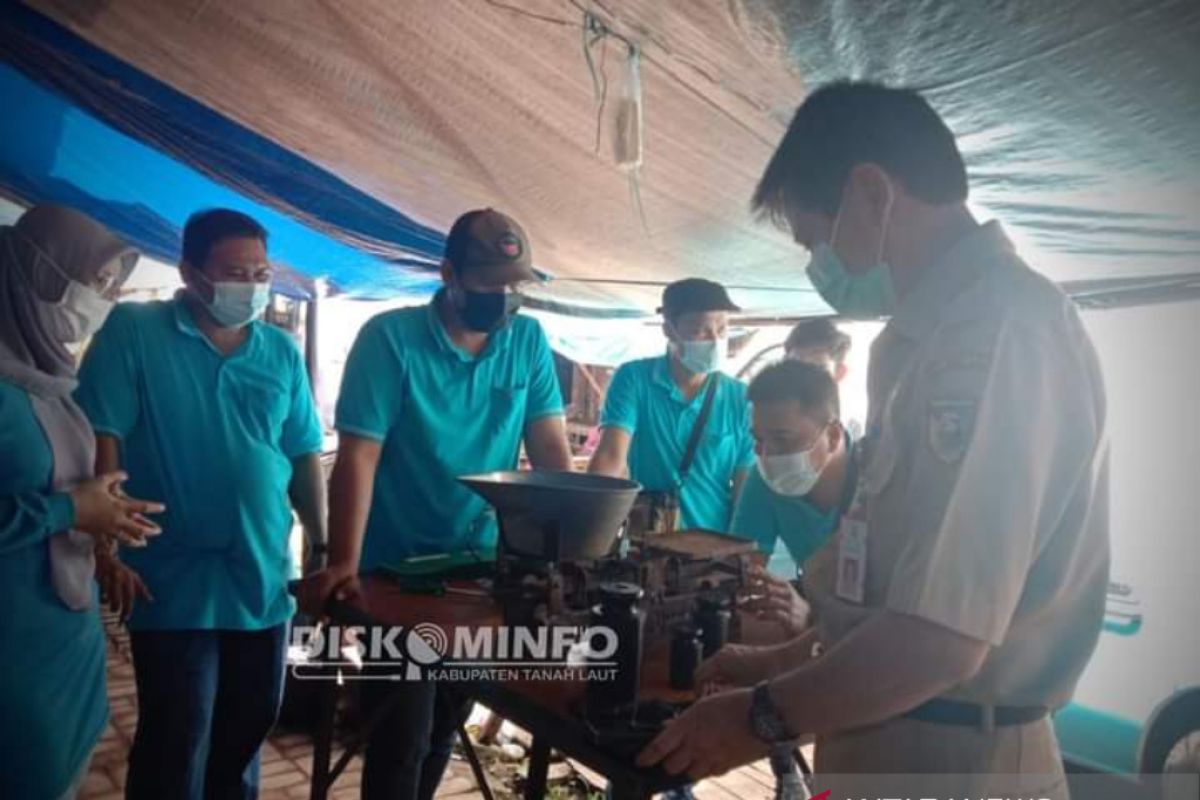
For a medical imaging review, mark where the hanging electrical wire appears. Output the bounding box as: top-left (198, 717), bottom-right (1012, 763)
top-left (581, 12), bottom-right (610, 154)
top-left (484, 0), bottom-right (649, 231)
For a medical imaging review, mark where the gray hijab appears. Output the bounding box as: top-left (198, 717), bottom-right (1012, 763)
top-left (0, 205), bottom-right (137, 610)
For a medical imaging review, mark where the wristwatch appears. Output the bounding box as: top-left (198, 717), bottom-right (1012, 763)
top-left (750, 680), bottom-right (796, 744)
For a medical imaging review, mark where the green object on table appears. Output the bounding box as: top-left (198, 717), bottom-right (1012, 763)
top-left (377, 550), bottom-right (496, 594)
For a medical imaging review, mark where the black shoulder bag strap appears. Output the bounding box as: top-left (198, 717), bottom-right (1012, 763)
top-left (676, 375), bottom-right (720, 488)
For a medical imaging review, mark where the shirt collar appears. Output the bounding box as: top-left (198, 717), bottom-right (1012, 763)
top-left (171, 292), bottom-right (203, 338)
top-left (651, 355), bottom-right (717, 405)
top-left (425, 289), bottom-right (512, 363)
top-left (651, 354), bottom-right (675, 392)
top-left (171, 292), bottom-right (259, 356)
top-left (886, 221), bottom-right (1013, 343)
top-left (651, 354), bottom-right (689, 403)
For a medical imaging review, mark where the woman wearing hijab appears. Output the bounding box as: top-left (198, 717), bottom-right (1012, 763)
top-left (0, 205), bottom-right (165, 799)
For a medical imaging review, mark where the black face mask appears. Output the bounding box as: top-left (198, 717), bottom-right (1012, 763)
top-left (457, 288), bottom-right (523, 333)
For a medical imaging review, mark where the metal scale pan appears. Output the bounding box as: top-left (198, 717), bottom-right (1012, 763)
top-left (459, 470), bottom-right (641, 561)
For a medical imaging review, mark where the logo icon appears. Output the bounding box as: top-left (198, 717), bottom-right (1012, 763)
top-left (497, 233), bottom-right (522, 258)
top-left (407, 623), bottom-right (448, 663)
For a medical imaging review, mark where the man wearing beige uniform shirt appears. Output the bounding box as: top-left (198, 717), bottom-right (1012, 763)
top-left (639, 82), bottom-right (1109, 798)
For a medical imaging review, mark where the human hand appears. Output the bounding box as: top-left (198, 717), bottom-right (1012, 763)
top-left (70, 472), bottom-right (164, 547)
top-left (636, 688), bottom-right (766, 778)
top-left (295, 564), bottom-right (361, 617)
top-left (694, 642), bottom-right (782, 691)
top-left (745, 565), bottom-right (810, 635)
top-left (96, 550), bottom-right (154, 622)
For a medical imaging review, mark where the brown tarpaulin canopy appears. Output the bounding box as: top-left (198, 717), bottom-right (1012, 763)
top-left (22, 0), bottom-right (1200, 313)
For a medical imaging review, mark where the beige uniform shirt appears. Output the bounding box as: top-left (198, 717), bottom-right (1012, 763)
top-left (805, 222), bottom-right (1110, 710)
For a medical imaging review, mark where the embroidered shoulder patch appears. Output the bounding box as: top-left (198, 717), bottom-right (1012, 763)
top-left (927, 399), bottom-right (977, 463)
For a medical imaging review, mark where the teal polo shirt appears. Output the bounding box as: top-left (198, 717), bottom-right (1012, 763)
top-left (600, 356), bottom-right (754, 532)
top-left (74, 298), bottom-right (324, 631)
top-left (335, 295), bottom-right (564, 569)
top-left (728, 431), bottom-right (856, 578)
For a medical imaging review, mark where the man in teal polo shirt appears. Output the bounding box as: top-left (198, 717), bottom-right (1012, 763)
top-left (731, 359), bottom-right (854, 636)
top-left (300, 209), bottom-right (572, 800)
top-left (731, 320), bottom-right (854, 582)
top-left (588, 278), bottom-right (754, 532)
top-left (75, 209), bottom-right (326, 800)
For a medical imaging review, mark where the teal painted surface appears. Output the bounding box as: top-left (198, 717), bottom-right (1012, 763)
top-left (1055, 703), bottom-right (1142, 774)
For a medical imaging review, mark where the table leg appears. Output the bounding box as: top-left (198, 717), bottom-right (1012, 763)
top-left (607, 776), bottom-right (652, 800)
top-left (310, 672), bottom-right (338, 800)
top-left (523, 737), bottom-right (551, 800)
top-left (458, 723), bottom-right (496, 800)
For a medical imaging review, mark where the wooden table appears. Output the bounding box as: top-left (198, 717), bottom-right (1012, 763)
top-left (298, 574), bottom-right (703, 800)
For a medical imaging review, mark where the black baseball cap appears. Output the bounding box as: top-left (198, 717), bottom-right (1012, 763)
top-left (444, 209), bottom-right (536, 282)
top-left (658, 278), bottom-right (740, 320)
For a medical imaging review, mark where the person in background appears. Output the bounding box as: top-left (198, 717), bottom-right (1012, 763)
top-left (75, 209), bottom-right (327, 800)
top-left (588, 278), bottom-right (754, 532)
top-left (0, 205), bottom-right (162, 800)
top-left (786, 317), bottom-right (865, 437)
top-left (730, 360), bottom-right (854, 636)
top-left (639, 82), bottom-right (1108, 799)
top-left (298, 209), bottom-right (572, 800)
top-left (783, 317), bottom-right (851, 379)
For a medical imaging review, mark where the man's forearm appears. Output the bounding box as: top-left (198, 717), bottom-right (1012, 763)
top-left (771, 612), bottom-right (988, 737)
top-left (587, 428), bottom-right (630, 478)
top-left (326, 451), bottom-right (376, 573)
top-left (289, 453), bottom-right (328, 554)
top-left (526, 416), bottom-right (573, 471)
top-left (587, 450), bottom-right (623, 477)
top-left (770, 626), bottom-right (820, 669)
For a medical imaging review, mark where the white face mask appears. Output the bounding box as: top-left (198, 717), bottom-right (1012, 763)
top-left (44, 280), bottom-right (115, 343)
top-left (196, 275), bottom-right (271, 328)
top-left (757, 446), bottom-right (822, 497)
top-left (10, 234), bottom-right (119, 343)
top-left (673, 337), bottom-right (726, 375)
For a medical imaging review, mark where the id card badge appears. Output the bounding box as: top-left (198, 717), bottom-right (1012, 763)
top-left (835, 517), bottom-right (868, 604)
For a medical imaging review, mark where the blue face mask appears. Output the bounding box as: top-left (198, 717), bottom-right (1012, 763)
top-left (673, 337), bottom-right (726, 375)
top-left (199, 278), bottom-right (271, 328)
top-left (807, 243), bottom-right (896, 319)
top-left (806, 176), bottom-right (898, 319)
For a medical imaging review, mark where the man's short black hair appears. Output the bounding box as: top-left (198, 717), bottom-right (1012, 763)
top-left (752, 82), bottom-right (968, 223)
top-left (182, 209), bottom-right (268, 269)
top-left (748, 359), bottom-right (840, 423)
top-left (785, 319), bottom-right (852, 364)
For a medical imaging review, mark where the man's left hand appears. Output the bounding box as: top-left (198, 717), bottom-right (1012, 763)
top-left (636, 688), bottom-right (767, 779)
top-left (96, 550), bottom-right (154, 622)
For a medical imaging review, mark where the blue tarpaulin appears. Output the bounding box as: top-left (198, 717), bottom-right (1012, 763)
top-left (0, 3), bottom-right (446, 300)
top-left (0, 64), bottom-right (444, 300)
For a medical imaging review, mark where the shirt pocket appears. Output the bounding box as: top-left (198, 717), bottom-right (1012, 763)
top-left (489, 381), bottom-right (529, 435)
top-left (230, 370), bottom-right (290, 444)
top-left (697, 417), bottom-right (740, 472)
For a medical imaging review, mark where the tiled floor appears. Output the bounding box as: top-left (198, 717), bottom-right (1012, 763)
top-left (84, 615), bottom-right (778, 800)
